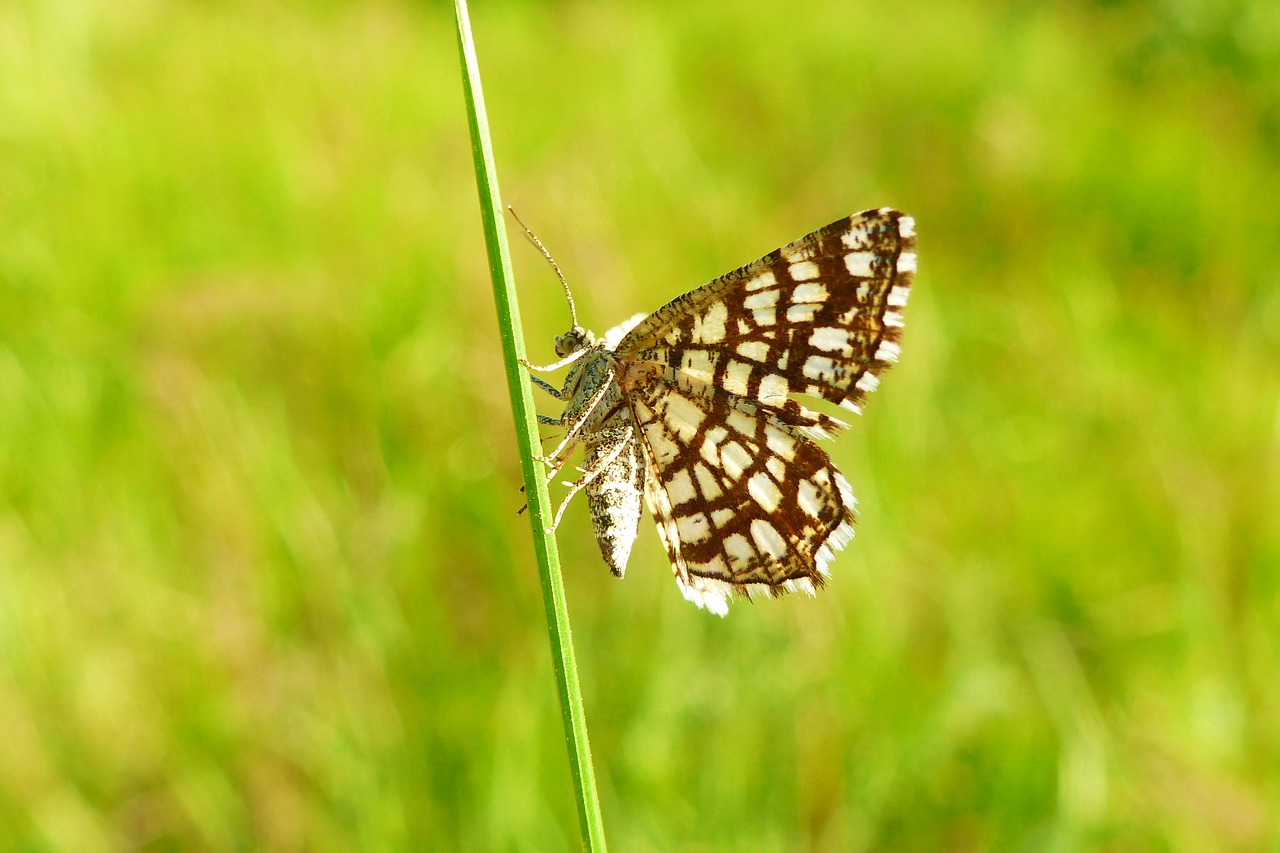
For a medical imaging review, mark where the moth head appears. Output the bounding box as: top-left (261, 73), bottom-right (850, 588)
top-left (554, 326), bottom-right (594, 357)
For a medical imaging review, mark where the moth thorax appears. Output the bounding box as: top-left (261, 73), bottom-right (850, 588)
top-left (554, 326), bottom-right (594, 357)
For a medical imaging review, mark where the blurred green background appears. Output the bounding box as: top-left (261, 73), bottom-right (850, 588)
top-left (3, 0), bottom-right (1279, 849)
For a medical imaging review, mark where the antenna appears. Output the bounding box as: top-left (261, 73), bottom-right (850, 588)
top-left (507, 206), bottom-right (578, 327)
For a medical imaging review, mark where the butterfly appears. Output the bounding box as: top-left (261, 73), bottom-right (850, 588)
top-left (520, 208), bottom-right (914, 615)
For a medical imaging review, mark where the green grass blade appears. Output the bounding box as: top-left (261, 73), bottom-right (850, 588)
top-left (453, 1), bottom-right (608, 850)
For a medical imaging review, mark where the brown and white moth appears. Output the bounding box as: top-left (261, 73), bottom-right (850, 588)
top-left (521, 209), bottom-right (914, 615)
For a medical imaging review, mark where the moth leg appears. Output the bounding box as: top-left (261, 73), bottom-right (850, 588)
top-left (541, 451), bottom-right (574, 486)
top-left (536, 378), bottom-right (613, 474)
top-left (546, 426), bottom-right (633, 534)
top-left (520, 350), bottom-right (587, 373)
top-left (529, 376), bottom-right (563, 399)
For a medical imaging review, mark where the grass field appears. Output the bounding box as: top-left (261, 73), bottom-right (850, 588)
top-left (2, 0), bottom-right (1279, 850)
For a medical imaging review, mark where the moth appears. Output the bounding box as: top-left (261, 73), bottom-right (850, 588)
top-left (520, 208), bottom-right (914, 615)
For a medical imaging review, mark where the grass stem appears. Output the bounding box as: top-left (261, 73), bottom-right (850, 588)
top-left (453, 2), bottom-right (608, 850)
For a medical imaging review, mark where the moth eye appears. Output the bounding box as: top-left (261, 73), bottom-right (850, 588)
top-left (554, 328), bottom-right (590, 357)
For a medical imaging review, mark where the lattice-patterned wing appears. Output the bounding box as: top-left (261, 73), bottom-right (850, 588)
top-left (617, 208), bottom-right (913, 419)
top-left (613, 209), bottom-right (911, 613)
top-left (627, 366), bottom-right (856, 615)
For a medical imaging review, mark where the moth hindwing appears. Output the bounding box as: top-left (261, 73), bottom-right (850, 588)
top-left (522, 208), bottom-right (915, 615)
